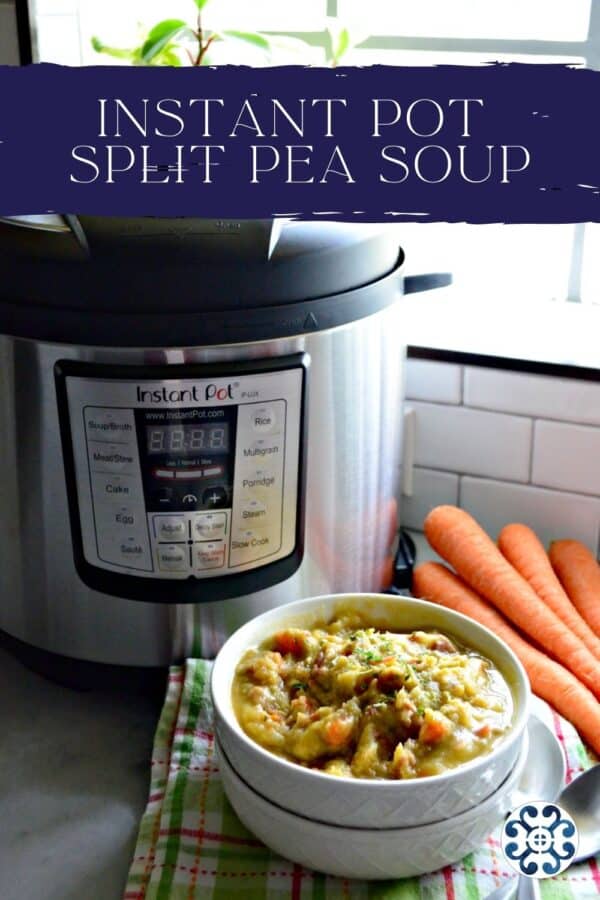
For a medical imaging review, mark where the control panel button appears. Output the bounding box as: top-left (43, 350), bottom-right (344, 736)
top-left (193, 540), bottom-right (225, 570)
top-left (89, 442), bottom-right (137, 475)
top-left (192, 512), bottom-right (227, 541)
top-left (91, 473), bottom-right (137, 501)
top-left (230, 530), bottom-right (273, 566)
top-left (153, 487), bottom-right (174, 505)
top-left (98, 533), bottom-right (153, 571)
top-left (158, 544), bottom-right (189, 572)
top-left (202, 486), bottom-right (228, 508)
top-left (243, 437), bottom-right (282, 461)
top-left (155, 515), bottom-right (187, 542)
top-left (84, 408), bottom-right (135, 438)
top-left (113, 506), bottom-right (137, 528)
top-left (250, 405), bottom-right (277, 434)
top-left (240, 499), bottom-right (267, 521)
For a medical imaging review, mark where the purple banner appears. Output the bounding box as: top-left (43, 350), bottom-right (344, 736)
top-left (1, 62), bottom-right (599, 221)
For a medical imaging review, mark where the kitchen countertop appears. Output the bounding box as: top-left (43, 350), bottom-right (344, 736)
top-left (0, 645), bottom-right (162, 900)
top-left (0, 531), bottom-right (432, 900)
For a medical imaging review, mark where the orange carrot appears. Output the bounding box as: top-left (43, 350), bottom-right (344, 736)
top-left (550, 540), bottom-right (600, 638)
top-left (413, 561), bottom-right (600, 756)
top-left (498, 523), bottom-right (600, 661)
top-left (423, 506), bottom-right (600, 698)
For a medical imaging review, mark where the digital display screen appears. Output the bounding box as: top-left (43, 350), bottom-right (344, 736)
top-left (146, 424), bottom-right (229, 455)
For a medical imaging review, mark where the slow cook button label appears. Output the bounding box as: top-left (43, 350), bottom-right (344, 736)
top-left (229, 530), bottom-right (276, 566)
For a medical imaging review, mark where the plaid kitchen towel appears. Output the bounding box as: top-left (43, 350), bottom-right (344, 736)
top-left (124, 660), bottom-right (600, 900)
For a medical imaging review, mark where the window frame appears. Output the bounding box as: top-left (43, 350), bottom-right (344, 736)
top-left (18, 0), bottom-right (599, 303)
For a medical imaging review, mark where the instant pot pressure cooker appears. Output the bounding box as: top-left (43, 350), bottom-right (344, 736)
top-left (0, 216), bottom-right (448, 667)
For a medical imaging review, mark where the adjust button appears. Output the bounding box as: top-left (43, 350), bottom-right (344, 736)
top-left (155, 515), bottom-right (187, 542)
top-left (193, 540), bottom-right (225, 570)
top-left (158, 544), bottom-right (189, 572)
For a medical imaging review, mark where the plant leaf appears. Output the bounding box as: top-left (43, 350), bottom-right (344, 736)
top-left (140, 19), bottom-right (191, 64)
top-left (219, 30), bottom-right (271, 52)
top-left (334, 27), bottom-right (350, 62)
top-left (193, 0), bottom-right (212, 9)
top-left (91, 36), bottom-right (138, 60)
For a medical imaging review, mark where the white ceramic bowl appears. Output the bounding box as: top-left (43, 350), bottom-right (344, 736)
top-left (211, 593), bottom-right (530, 828)
top-left (216, 730), bottom-right (529, 880)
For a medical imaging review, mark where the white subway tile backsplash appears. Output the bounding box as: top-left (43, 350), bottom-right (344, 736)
top-left (36, 14), bottom-right (82, 65)
top-left (405, 360), bottom-right (462, 404)
top-left (412, 402), bottom-right (532, 482)
top-left (532, 420), bottom-right (600, 496)
top-left (461, 477), bottom-right (600, 550)
top-left (401, 467), bottom-right (459, 531)
top-left (464, 367), bottom-right (600, 425)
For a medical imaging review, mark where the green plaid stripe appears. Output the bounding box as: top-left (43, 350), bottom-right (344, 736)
top-left (125, 662), bottom-right (600, 900)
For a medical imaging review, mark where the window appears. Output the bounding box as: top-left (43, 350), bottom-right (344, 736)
top-left (24, 1), bottom-right (600, 322)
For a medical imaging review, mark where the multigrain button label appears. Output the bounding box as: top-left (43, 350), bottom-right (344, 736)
top-left (243, 444), bottom-right (279, 457)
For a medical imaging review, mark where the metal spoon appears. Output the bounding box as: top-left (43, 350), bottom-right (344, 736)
top-left (489, 762), bottom-right (600, 899)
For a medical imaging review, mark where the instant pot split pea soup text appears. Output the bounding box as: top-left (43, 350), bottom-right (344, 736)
top-left (232, 611), bottom-right (513, 779)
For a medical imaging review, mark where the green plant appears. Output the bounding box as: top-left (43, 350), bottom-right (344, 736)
top-left (92, 0), bottom-right (366, 66)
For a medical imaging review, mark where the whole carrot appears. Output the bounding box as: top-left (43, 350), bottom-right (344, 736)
top-left (498, 524), bottom-right (600, 661)
top-left (413, 561), bottom-right (600, 756)
top-left (423, 506), bottom-right (600, 698)
top-left (550, 539), bottom-right (600, 637)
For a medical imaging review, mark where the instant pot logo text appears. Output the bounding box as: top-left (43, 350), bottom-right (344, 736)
top-left (136, 383), bottom-right (235, 404)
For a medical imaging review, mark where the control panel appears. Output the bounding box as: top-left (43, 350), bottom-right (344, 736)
top-left (57, 358), bottom-right (306, 590)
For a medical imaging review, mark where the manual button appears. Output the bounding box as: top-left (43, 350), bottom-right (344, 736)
top-left (155, 515), bottom-right (187, 542)
top-left (158, 544), bottom-right (188, 572)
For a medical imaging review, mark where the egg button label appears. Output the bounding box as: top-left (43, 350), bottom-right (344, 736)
top-left (502, 802), bottom-right (578, 878)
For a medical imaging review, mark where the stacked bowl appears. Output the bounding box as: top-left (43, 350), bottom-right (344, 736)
top-left (211, 594), bottom-right (531, 880)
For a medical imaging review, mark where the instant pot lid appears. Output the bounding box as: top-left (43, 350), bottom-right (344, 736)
top-left (0, 216), bottom-right (404, 347)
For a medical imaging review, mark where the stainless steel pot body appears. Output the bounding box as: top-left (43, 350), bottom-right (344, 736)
top-left (0, 303), bottom-right (404, 664)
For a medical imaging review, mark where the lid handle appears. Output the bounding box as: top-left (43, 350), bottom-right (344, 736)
top-left (403, 273), bottom-right (452, 294)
